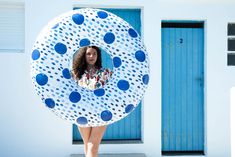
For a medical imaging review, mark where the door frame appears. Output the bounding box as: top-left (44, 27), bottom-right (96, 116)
top-left (161, 20), bottom-right (206, 155)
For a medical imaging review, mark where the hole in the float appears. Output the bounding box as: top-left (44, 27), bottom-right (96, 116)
top-left (70, 46), bottom-right (113, 90)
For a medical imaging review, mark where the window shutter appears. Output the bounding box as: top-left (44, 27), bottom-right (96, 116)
top-left (228, 23), bottom-right (235, 66)
top-left (0, 3), bottom-right (24, 53)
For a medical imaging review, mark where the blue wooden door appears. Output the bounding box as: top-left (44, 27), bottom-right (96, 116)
top-left (73, 9), bottom-right (142, 142)
top-left (161, 22), bottom-right (204, 153)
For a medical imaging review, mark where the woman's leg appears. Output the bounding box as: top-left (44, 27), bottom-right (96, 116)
top-left (78, 127), bottom-right (92, 156)
top-left (86, 125), bottom-right (107, 157)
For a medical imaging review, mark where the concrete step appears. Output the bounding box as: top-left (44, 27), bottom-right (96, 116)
top-left (70, 153), bottom-right (146, 157)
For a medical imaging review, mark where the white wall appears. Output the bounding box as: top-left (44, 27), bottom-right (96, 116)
top-left (231, 87), bottom-right (235, 157)
top-left (0, 0), bottom-right (235, 157)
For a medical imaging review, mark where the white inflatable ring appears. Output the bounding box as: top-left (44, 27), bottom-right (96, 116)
top-left (31, 8), bottom-right (149, 127)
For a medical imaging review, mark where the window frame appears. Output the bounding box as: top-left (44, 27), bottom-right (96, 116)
top-left (0, 2), bottom-right (25, 53)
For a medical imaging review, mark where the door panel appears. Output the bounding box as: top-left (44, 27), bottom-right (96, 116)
top-left (162, 22), bottom-right (204, 152)
top-left (73, 8), bottom-right (142, 142)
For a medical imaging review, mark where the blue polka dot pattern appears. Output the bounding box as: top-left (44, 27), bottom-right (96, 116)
top-left (52, 23), bottom-right (59, 29)
top-left (142, 74), bottom-right (149, 85)
top-left (72, 13), bottom-right (84, 25)
top-left (77, 117), bottom-right (88, 125)
top-left (125, 104), bottom-right (134, 113)
top-left (113, 57), bottom-right (122, 68)
top-left (62, 68), bottom-right (71, 79)
top-left (101, 110), bottom-right (112, 121)
top-left (94, 88), bottom-right (105, 97)
top-left (104, 32), bottom-right (115, 44)
top-left (36, 73), bottom-right (48, 86)
top-left (54, 43), bottom-right (67, 55)
top-left (117, 80), bottom-right (130, 91)
top-left (32, 49), bottom-right (40, 60)
top-left (45, 98), bottom-right (55, 108)
top-left (128, 28), bottom-right (138, 38)
top-left (79, 38), bottom-right (90, 47)
top-left (30, 8), bottom-right (150, 127)
top-left (135, 50), bottom-right (146, 62)
top-left (97, 11), bottom-right (108, 19)
top-left (69, 91), bottom-right (81, 103)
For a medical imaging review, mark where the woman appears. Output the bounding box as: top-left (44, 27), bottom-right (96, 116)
top-left (72, 46), bottom-right (112, 157)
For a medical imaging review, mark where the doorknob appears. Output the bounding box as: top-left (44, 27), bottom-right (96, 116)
top-left (195, 77), bottom-right (204, 86)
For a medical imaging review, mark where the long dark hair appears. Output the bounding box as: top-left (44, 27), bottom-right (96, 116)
top-left (72, 46), bottom-right (102, 80)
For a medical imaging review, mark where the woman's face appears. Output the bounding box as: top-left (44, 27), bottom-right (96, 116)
top-left (85, 48), bottom-right (98, 66)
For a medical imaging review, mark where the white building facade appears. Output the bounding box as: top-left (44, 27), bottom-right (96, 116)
top-left (0, 0), bottom-right (235, 157)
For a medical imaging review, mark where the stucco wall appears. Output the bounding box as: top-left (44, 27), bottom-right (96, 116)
top-left (0, 0), bottom-right (235, 157)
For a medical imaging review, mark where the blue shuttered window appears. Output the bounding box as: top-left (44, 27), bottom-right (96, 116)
top-left (73, 8), bottom-right (142, 143)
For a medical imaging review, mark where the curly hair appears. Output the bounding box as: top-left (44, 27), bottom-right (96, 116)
top-left (72, 46), bottom-right (102, 80)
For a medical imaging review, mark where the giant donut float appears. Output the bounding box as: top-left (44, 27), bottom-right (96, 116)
top-left (30, 8), bottom-right (150, 127)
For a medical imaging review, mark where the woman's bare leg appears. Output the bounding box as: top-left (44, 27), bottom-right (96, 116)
top-left (86, 125), bottom-right (107, 157)
top-left (78, 127), bottom-right (92, 156)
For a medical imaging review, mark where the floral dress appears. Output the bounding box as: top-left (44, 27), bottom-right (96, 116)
top-left (77, 67), bottom-right (112, 90)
